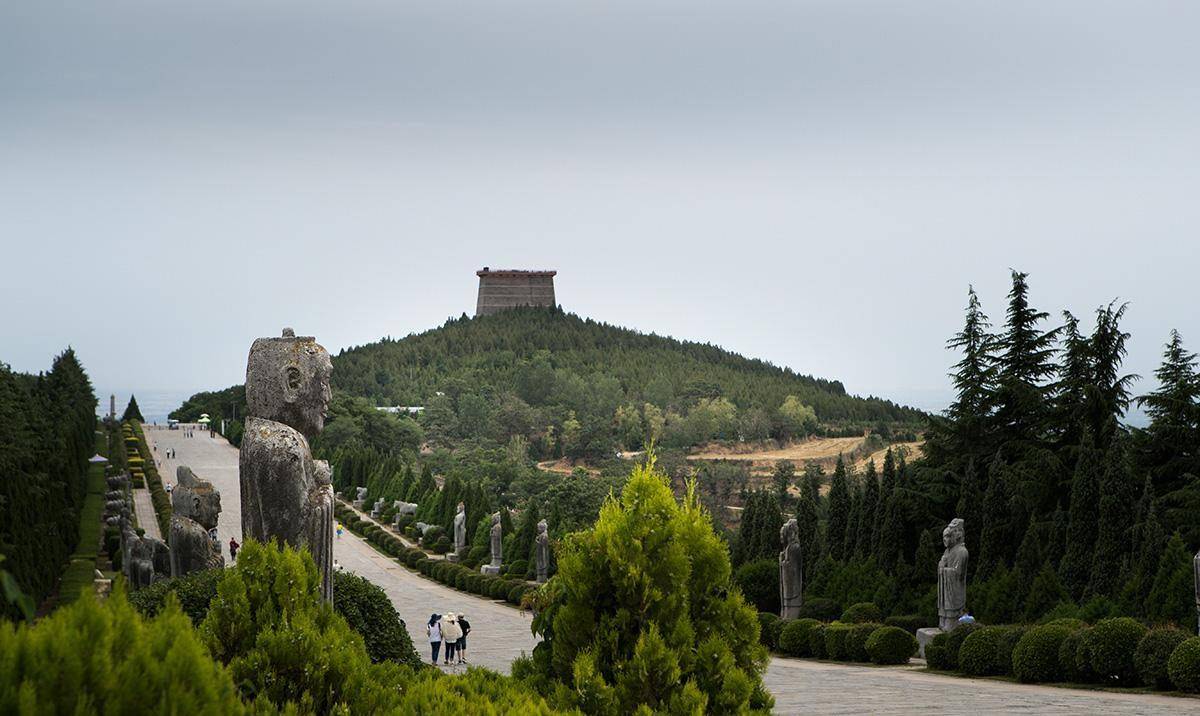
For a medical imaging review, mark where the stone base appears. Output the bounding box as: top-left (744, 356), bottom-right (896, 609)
top-left (916, 628), bottom-right (943, 659)
top-left (353, 500), bottom-right (365, 510)
top-left (447, 553), bottom-right (460, 563)
top-left (480, 564), bottom-right (501, 576)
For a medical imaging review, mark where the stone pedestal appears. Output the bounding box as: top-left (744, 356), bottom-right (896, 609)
top-left (480, 564), bottom-right (501, 576)
top-left (916, 628), bottom-right (942, 659)
top-left (447, 553), bottom-right (460, 563)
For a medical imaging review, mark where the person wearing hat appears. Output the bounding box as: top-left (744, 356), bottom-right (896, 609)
top-left (441, 612), bottom-right (463, 665)
top-left (426, 613), bottom-right (443, 664)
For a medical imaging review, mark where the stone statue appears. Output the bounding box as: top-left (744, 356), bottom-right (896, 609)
top-left (453, 502), bottom-right (467, 557)
top-left (779, 518), bottom-right (803, 619)
top-left (239, 328), bottom-right (335, 602)
top-left (481, 512), bottom-right (503, 575)
top-left (128, 535), bottom-right (156, 590)
top-left (393, 499), bottom-right (417, 516)
top-left (169, 465), bottom-right (225, 577)
top-left (354, 487), bottom-right (368, 509)
top-left (148, 536), bottom-right (171, 577)
top-left (1194, 548), bottom-right (1200, 635)
top-left (535, 519), bottom-right (550, 583)
top-left (937, 518), bottom-right (969, 631)
top-left (370, 501), bottom-right (383, 519)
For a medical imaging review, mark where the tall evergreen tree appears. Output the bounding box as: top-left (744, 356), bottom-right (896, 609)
top-left (1086, 302), bottom-right (1136, 448)
top-left (1059, 434), bottom-right (1102, 599)
top-left (955, 457), bottom-right (984, 576)
top-left (1146, 532), bottom-right (1196, 628)
top-left (772, 460), bottom-right (795, 509)
top-left (992, 270), bottom-right (1058, 449)
top-left (1087, 442), bottom-right (1137, 598)
top-left (1118, 475), bottom-right (1164, 617)
top-left (1136, 330), bottom-right (1200, 495)
top-left (793, 483), bottom-right (821, 582)
top-left (122, 394), bottom-right (144, 422)
top-left (1052, 311), bottom-right (1092, 452)
top-left (826, 455), bottom-right (851, 562)
top-left (976, 456), bottom-right (1015, 580)
top-left (856, 460), bottom-right (880, 558)
top-left (929, 287), bottom-right (997, 465)
top-left (803, 462), bottom-right (823, 511)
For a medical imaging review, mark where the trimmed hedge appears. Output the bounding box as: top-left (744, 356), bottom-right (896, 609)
top-left (841, 602), bottom-right (882, 624)
top-left (865, 626), bottom-right (917, 665)
top-left (799, 597), bottom-right (842, 622)
top-left (778, 618), bottom-right (819, 657)
top-left (1085, 617), bottom-right (1147, 685)
top-left (1060, 627), bottom-right (1096, 683)
top-left (824, 623), bottom-right (851, 660)
top-left (127, 421), bottom-right (172, 538)
top-left (959, 626), bottom-right (1008, 676)
top-left (943, 622), bottom-right (981, 671)
top-left (1012, 624), bottom-right (1074, 683)
top-left (925, 632), bottom-right (952, 670)
top-left (884, 614), bottom-right (937, 634)
top-left (844, 623), bottom-right (881, 662)
top-left (1135, 628), bottom-right (1189, 690)
top-left (1168, 637), bottom-right (1200, 692)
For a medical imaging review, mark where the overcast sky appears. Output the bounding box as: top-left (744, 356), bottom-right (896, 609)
top-left (3, 1), bottom-right (1198, 418)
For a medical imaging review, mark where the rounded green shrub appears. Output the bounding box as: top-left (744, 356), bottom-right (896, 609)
top-left (778, 618), bottom-right (820, 657)
top-left (1168, 637), bottom-right (1200, 692)
top-left (1135, 628), bottom-right (1190, 690)
top-left (845, 623), bottom-right (882, 662)
top-left (799, 597), bottom-right (842, 622)
top-left (944, 622), bottom-right (981, 671)
top-left (958, 626), bottom-right (1007, 676)
top-left (1086, 617), bottom-right (1147, 684)
top-left (332, 571), bottom-right (423, 668)
top-left (1060, 627), bottom-right (1097, 683)
top-left (925, 631), bottom-right (952, 670)
top-left (884, 614), bottom-right (937, 634)
top-left (841, 602), bottom-right (883, 624)
top-left (506, 559), bottom-right (529, 579)
top-left (734, 559), bottom-right (780, 615)
top-left (865, 625), bottom-right (917, 665)
top-left (824, 623), bottom-right (851, 660)
top-left (1012, 624), bottom-right (1073, 683)
top-left (995, 626), bottom-right (1029, 677)
top-left (1042, 617), bottom-right (1087, 631)
top-left (757, 613), bottom-right (782, 650)
top-left (405, 550), bottom-right (423, 569)
top-left (808, 622), bottom-right (828, 659)
top-left (507, 584), bottom-right (527, 604)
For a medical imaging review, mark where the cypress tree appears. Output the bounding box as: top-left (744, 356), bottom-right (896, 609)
top-left (1060, 434), bottom-right (1102, 599)
top-left (1045, 505), bottom-right (1068, 570)
top-left (1023, 561), bottom-right (1070, 623)
top-left (1012, 518), bottom-right (1043, 599)
top-left (803, 462), bottom-right (822, 512)
top-left (955, 456), bottom-right (984, 574)
top-left (827, 455), bottom-right (851, 562)
top-left (1086, 443), bottom-right (1136, 598)
top-left (857, 460), bottom-right (880, 559)
top-left (977, 456), bottom-right (1014, 580)
top-left (846, 472), bottom-right (864, 560)
top-left (793, 483), bottom-right (821, 582)
top-left (1118, 476), bottom-right (1165, 617)
top-left (1146, 533), bottom-right (1196, 628)
top-left (772, 460), bottom-right (795, 509)
top-left (122, 394), bottom-right (145, 422)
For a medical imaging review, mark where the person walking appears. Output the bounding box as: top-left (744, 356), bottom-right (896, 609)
top-left (441, 613), bottom-right (463, 665)
top-left (229, 537), bottom-right (240, 562)
top-left (336, 523), bottom-right (343, 539)
top-left (456, 613), bottom-right (471, 664)
top-left (426, 614), bottom-right (442, 664)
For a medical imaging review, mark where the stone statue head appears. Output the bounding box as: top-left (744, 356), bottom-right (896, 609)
top-left (491, 512), bottom-right (501, 526)
top-left (173, 466), bottom-right (221, 530)
top-left (537, 518), bottom-right (548, 535)
top-left (245, 328), bottom-right (332, 437)
top-left (781, 518), bottom-right (798, 546)
top-left (942, 518), bottom-right (965, 549)
top-left (457, 501), bottom-right (465, 514)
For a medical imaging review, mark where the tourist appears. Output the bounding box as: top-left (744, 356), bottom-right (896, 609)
top-left (165, 481), bottom-right (173, 494)
top-left (336, 523), bottom-right (343, 539)
top-left (441, 613), bottom-right (462, 665)
top-left (426, 614), bottom-right (442, 664)
top-left (229, 537), bottom-right (240, 562)
top-left (334, 559), bottom-right (343, 572)
top-left (456, 613), bottom-right (470, 664)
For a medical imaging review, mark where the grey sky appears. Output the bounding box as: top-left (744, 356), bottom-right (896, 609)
top-left (3, 1), bottom-right (1198, 418)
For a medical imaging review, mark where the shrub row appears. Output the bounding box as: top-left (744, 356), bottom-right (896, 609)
top-left (57, 453), bottom-right (109, 605)
top-left (125, 421), bottom-right (171, 537)
top-left (335, 501), bottom-right (537, 607)
top-left (771, 615), bottom-right (917, 666)
top-left (925, 616), bottom-right (1200, 692)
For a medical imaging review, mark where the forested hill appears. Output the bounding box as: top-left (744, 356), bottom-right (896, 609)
top-left (333, 307), bottom-right (921, 428)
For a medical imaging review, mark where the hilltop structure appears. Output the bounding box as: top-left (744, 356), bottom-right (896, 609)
top-left (475, 268), bottom-right (556, 316)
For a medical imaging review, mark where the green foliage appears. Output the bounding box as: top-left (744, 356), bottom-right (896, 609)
top-left (942, 622), bottom-right (981, 671)
top-left (1058, 627), bottom-right (1095, 683)
top-left (865, 625), bottom-right (917, 665)
top-left (756, 612), bottom-right (782, 650)
top-left (732, 491), bottom-right (783, 567)
top-left (958, 626), bottom-right (1009, 676)
top-left (823, 623), bottom-right (851, 660)
top-left (122, 394), bottom-right (144, 422)
top-left (798, 597), bottom-right (842, 622)
top-left (0, 350), bottom-right (96, 618)
top-left (1167, 637), bottom-right (1200, 692)
top-left (128, 567), bottom-right (226, 624)
top-left (840, 602), bottom-right (882, 624)
top-left (529, 455), bottom-right (770, 713)
top-left (1135, 628), bottom-right (1190, 690)
top-left (924, 632), bottom-right (952, 670)
top-left (1084, 617), bottom-right (1147, 685)
top-left (734, 559), bottom-right (780, 615)
top-left (807, 622), bottom-right (828, 659)
top-left (1012, 624), bottom-right (1074, 683)
top-left (843, 623), bottom-right (882, 662)
top-left (1147, 533), bottom-right (1196, 628)
top-left (883, 614), bottom-right (936, 634)
top-left (333, 571), bottom-right (423, 668)
top-left (0, 586), bottom-right (246, 713)
top-left (777, 618), bottom-right (820, 657)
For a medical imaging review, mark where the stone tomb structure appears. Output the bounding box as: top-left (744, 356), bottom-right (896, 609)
top-left (239, 328), bottom-right (335, 602)
top-left (474, 268), bottom-right (557, 316)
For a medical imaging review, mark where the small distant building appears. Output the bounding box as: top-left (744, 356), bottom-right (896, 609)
top-left (475, 267), bottom-right (557, 316)
top-left (376, 406), bottom-right (425, 416)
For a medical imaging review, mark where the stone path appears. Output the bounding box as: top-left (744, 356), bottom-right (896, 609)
top-left (144, 424), bottom-right (1200, 713)
top-left (131, 488), bottom-right (161, 539)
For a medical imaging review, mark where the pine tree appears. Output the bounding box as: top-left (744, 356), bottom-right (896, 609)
top-left (1146, 532), bottom-right (1196, 628)
top-left (772, 460), bottom-right (795, 509)
top-left (928, 286), bottom-right (997, 465)
top-left (827, 455), bottom-right (851, 561)
top-left (122, 394), bottom-right (144, 422)
top-left (992, 270), bottom-right (1058, 449)
top-left (1052, 311), bottom-right (1092, 452)
top-left (803, 462), bottom-right (823, 510)
top-left (857, 460), bottom-right (880, 558)
top-left (1136, 330), bottom-right (1200, 495)
top-left (793, 483), bottom-right (821, 582)
top-left (1086, 302), bottom-right (1136, 448)
top-left (1060, 434), bottom-right (1102, 599)
top-left (1087, 443), bottom-right (1137, 598)
top-left (846, 472), bottom-right (864, 560)
top-left (1118, 476), bottom-right (1165, 617)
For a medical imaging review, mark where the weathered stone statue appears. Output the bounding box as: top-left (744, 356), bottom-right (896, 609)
top-left (148, 536), bottom-right (171, 577)
top-left (370, 501), bottom-right (383, 519)
top-left (239, 328), bottom-right (335, 602)
top-left (128, 535), bottom-right (156, 590)
top-left (535, 519), bottom-right (550, 583)
top-left (481, 512), bottom-right (503, 575)
top-left (937, 518), bottom-right (969, 631)
top-left (393, 499), bottom-right (417, 516)
top-left (169, 465), bottom-right (225, 577)
top-left (354, 487), bottom-right (368, 509)
top-left (452, 502), bottom-right (467, 560)
top-left (779, 518), bottom-right (803, 619)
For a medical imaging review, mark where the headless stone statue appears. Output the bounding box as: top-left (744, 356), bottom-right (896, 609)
top-left (453, 502), bottom-right (467, 557)
top-left (779, 518), bottom-right (803, 619)
top-left (239, 328), bottom-right (335, 602)
top-left (170, 465), bottom-right (225, 577)
top-left (535, 519), bottom-right (550, 583)
top-left (937, 518), bottom-right (969, 631)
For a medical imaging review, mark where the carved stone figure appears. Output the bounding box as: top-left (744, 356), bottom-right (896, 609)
top-left (393, 499), bottom-right (417, 516)
top-left (779, 518), bottom-right (803, 619)
top-left (535, 519), bottom-right (550, 583)
top-left (128, 535), bottom-right (156, 590)
top-left (370, 501), bottom-right (383, 519)
top-left (148, 536), bottom-right (171, 577)
top-left (239, 328), bottom-right (335, 602)
top-left (354, 486), bottom-right (368, 509)
top-left (937, 518), bottom-right (969, 631)
top-left (454, 502), bottom-right (468, 556)
top-left (481, 512), bottom-right (503, 575)
top-left (169, 465), bottom-right (225, 577)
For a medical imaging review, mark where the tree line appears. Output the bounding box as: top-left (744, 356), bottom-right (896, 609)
top-left (0, 350), bottom-right (96, 618)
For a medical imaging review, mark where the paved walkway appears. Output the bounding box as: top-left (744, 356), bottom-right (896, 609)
top-left (144, 424), bottom-right (1200, 713)
top-left (131, 488), bottom-right (161, 539)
